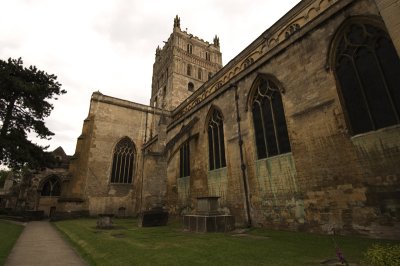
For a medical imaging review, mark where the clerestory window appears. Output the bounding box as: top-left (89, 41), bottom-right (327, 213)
top-left (207, 108), bottom-right (226, 170)
top-left (179, 141), bottom-right (190, 178)
top-left (187, 43), bottom-right (193, 54)
top-left (110, 137), bottom-right (135, 184)
top-left (206, 52), bottom-right (211, 61)
top-left (333, 19), bottom-right (400, 135)
top-left (252, 77), bottom-right (291, 159)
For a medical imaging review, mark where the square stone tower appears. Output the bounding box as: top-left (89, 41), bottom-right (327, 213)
top-left (150, 15), bottom-right (223, 111)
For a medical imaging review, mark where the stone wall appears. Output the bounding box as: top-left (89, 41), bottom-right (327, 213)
top-left (164, 0), bottom-right (400, 238)
top-left (63, 0), bottom-right (400, 238)
top-left (63, 92), bottom-right (163, 216)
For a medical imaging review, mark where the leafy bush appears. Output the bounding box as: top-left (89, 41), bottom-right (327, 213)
top-left (362, 244), bottom-right (400, 266)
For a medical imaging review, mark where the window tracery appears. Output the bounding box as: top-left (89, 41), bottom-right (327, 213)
top-left (207, 109), bottom-right (226, 170)
top-left (333, 20), bottom-right (400, 135)
top-left (252, 78), bottom-right (291, 159)
top-left (110, 137), bottom-right (135, 184)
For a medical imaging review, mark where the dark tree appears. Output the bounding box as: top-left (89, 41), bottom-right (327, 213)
top-left (0, 57), bottom-right (66, 169)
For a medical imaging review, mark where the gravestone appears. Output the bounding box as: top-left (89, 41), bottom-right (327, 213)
top-left (97, 214), bottom-right (114, 229)
top-left (138, 207), bottom-right (168, 227)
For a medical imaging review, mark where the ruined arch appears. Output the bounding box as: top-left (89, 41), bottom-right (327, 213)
top-left (40, 175), bottom-right (61, 197)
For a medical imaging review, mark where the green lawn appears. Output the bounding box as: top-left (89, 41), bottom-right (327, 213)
top-left (0, 220), bottom-right (24, 265)
top-left (53, 218), bottom-right (399, 266)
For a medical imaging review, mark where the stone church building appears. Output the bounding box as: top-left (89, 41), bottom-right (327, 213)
top-left (55, 0), bottom-right (399, 238)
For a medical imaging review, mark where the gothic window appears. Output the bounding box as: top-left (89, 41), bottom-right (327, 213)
top-left (333, 20), bottom-right (400, 135)
top-left (252, 77), bottom-right (291, 159)
top-left (187, 64), bottom-right (192, 76)
top-left (187, 43), bottom-right (193, 54)
top-left (188, 82), bottom-right (194, 91)
top-left (206, 52), bottom-right (210, 61)
top-left (208, 109), bottom-right (227, 170)
top-left (154, 96), bottom-right (157, 107)
top-left (110, 137), bottom-right (135, 184)
top-left (41, 176), bottom-right (61, 196)
top-left (198, 68), bottom-right (202, 80)
top-left (179, 141), bottom-right (190, 177)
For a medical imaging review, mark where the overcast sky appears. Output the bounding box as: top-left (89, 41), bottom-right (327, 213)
top-left (1, 0), bottom-right (300, 156)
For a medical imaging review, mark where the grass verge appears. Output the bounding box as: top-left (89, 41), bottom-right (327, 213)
top-left (53, 218), bottom-right (400, 266)
top-left (0, 220), bottom-right (24, 265)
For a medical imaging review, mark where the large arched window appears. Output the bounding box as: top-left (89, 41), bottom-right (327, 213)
top-left (332, 18), bottom-right (400, 135)
top-left (207, 108), bottom-right (226, 170)
top-left (251, 77), bottom-right (291, 159)
top-left (110, 137), bottom-right (135, 184)
top-left (41, 176), bottom-right (61, 196)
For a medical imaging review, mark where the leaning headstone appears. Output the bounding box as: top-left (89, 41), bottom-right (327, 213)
top-left (97, 214), bottom-right (114, 229)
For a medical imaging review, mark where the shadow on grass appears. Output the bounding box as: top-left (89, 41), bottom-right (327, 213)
top-left (53, 218), bottom-right (400, 266)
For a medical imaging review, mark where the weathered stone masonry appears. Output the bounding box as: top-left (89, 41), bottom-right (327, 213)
top-left (60, 0), bottom-right (400, 239)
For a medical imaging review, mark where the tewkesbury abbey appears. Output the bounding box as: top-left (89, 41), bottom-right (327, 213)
top-left (2, 0), bottom-right (400, 238)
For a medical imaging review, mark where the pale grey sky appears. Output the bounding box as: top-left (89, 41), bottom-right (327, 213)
top-left (0, 0), bottom-right (300, 155)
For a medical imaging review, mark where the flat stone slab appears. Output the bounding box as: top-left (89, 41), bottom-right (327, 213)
top-left (138, 209), bottom-right (169, 227)
top-left (5, 221), bottom-right (86, 266)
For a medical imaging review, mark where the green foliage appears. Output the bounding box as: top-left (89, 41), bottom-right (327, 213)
top-left (0, 220), bottom-right (24, 265)
top-left (0, 57), bottom-right (65, 170)
top-left (54, 218), bottom-right (400, 266)
top-left (362, 244), bottom-right (400, 266)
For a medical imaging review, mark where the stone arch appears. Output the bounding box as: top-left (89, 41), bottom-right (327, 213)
top-left (39, 175), bottom-right (61, 197)
top-left (246, 73), bottom-right (285, 112)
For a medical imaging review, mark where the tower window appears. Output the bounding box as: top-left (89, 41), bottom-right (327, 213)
top-left (206, 52), bottom-right (210, 61)
top-left (252, 77), bottom-right (291, 159)
top-left (188, 82), bottom-right (194, 91)
top-left (187, 43), bottom-right (193, 54)
top-left (198, 68), bottom-right (202, 80)
top-left (110, 137), bottom-right (136, 184)
top-left (333, 20), bottom-right (400, 135)
top-left (208, 109), bottom-right (226, 170)
top-left (179, 141), bottom-right (190, 178)
top-left (187, 64), bottom-right (192, 76)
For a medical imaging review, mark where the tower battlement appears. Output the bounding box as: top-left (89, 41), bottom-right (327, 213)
top-left (150, 16), bottom-right (223, 111)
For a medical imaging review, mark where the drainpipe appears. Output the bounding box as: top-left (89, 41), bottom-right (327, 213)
top-left (233, 84), bottom-right (252, 227)
top-left (139, 148), bottom-right (145, 214)
top-left (139, 112), bottom-right (149, 214)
